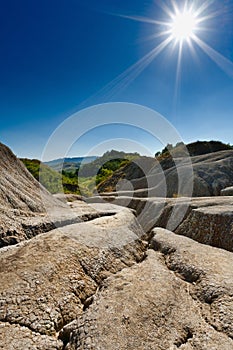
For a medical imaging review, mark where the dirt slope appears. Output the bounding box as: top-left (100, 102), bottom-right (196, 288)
top-left (98, 150), bottom-right (233, 197)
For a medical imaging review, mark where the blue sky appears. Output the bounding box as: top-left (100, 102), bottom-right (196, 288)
top-left (1, 0), bottom-right (233, 159)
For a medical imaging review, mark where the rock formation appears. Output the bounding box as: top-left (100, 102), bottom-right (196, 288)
top-left (0, 143), bottom-right (121, 248)
top-left (35, 228), bottom-right (233, 349)
top-left (221, 186), bottom-right (233, 196)
top-left (97, 150), bottom-right (233, 197)
top-left (88, 195), bottom-right (233, 251)
top-left (1, 142), bottom-right (233, 349)
top-left (0, 142), bottom-right (70, 247)
top-left (0, 209), bottom-right (146, 349)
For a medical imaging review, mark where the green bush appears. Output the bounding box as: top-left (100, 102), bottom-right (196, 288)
top-left (20, 158), bottom-right (80, 194)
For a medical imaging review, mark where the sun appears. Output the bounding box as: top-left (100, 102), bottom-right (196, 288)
top-left (95, 1), bottom-right (233, 104)
top-left (170, 10), bottom-right (197, 43)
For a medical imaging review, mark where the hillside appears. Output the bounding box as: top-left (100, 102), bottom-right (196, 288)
top-left (45, 156), bottom-right (97, 172)
top-left (24, 150), bottom-right (141, 197)
top-left (75, 150), bottom-right (141, 196)
top-left (0, 144), bottom-right (53, 213)
top-left (21, 158), bottom-right (80, 194)
top-left (0, 142), bottom-right (72, 246)
top-left (78, 149), bottom-right (140, 177)
top-left (97, 156), bottom-right (156, 193)
top-left (155, 140), bottom-right (233, 159)
top-left (97, 141), bottom-right (233, 197)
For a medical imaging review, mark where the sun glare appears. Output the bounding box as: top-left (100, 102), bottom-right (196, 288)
top-left (87, 1), bottom-right (233, 106)
top-left (170, 10), bottom-right (197, 42)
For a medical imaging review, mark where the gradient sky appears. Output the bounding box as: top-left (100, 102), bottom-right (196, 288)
top-left (1, 0), bottom-right (233, 159)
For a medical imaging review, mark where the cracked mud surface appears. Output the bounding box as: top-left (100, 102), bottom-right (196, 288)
top-left (88, 195), bottom-right (233, 252)
top-left (63, 228), bottom-right (233, 349)
top-left (2, 198), bottom-right (233, 349)
top-left (2, 206), bottom-right (233, 348)
top-left (2, 137), bottom-right (233, 349)
top-left (152, 228), bottom-right (233, 340)
top-left (0, 209), bottom-right (147, 349)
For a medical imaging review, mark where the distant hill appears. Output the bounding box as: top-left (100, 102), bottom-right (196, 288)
top-left (45, 156), bottom-right (97, 172)
top-left (97, 141), bottom-right (233, 196)
top-left (78, 150), bottom-right (140, 178)
top-left (22, 142), bottom-right (233, 197)
top-left (20, 158), bottom-right (80, 194)
top-left (20, 150), bottom-right (140, 197)
top-left (187, 140), bottom-right (233, 156)
top-left (77, 150), bottom-right (141, 196)
top-left (156, 140), bottom-right (233, 159)
top-left (97, 156), bottom-right (156, 193)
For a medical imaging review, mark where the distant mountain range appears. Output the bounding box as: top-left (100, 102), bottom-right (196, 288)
top-left (44, 156), bottom-right (98, 171)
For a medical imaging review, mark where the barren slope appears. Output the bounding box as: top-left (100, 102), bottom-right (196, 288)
top-left (0, 143), bottom-right (79, 246)
top-left (98, 150), bottom-right (233, 197)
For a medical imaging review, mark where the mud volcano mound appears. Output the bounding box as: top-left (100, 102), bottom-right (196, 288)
top-left (0, 142), bottom-right (68, 246)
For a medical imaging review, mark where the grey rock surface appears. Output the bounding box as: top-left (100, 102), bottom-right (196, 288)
top-left (0, 142), bottom-right (128, 247)
top-left (2, 198), bottom-right (233, 348)
top-left (0, 323), bottom-right (63, 350)
top-left (98, 150), bottom-right (233, 197)
top-left (152, 228), bottom-right (233, 341)
top-left (0, 210), bottom-right (146, 349)
top-left (175, 203), bottom-right (233, 251)
top-left (2, 142), bottom-right (233, 349)
top-left (0, 143), bottom-right (76, 247)
top-left (221, 186), bottom-right (233, 196)
top-left (64, 229), bottom-right (233, 349)
top-left (88, 196), bottom-right (233, 252)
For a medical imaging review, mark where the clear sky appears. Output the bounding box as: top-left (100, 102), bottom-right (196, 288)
top-left (1, 0), bottom-right (233, 159)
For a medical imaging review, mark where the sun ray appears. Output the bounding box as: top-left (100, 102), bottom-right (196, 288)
top-left (175, 41), bottom-right (183, 93)
top-left (196, 10), bottom-right (223, 24)
top-left (170, 0), bottom-right (180, 16)
top-left (78, 0), bottom-right (233, 111)
top-left (194, 0), bottom-right (215, 17)
top-left (156, 0), bottom-right (177, 20)
top-left (193, 35), bottom-right (233, 79)
top-left (136, 29), bottom-right (172, 45)
top-left (118, 14), bottom-right (165, 26)
top-left (78, 36), bottom-right (173, 108)
top-left (186, 39), bottom-right (199, 63)
top-left (173, 41), bottom-right (183, 113)
top-left (100, 36), bottom-right (173, 100)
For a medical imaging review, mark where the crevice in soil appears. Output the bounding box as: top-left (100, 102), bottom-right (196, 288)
top-left (78, 260), bottom-right (100, 286)
top-left (175, 327), bottom-right (193, 347)
top-left (58, 233), bottom-right (152, 348)
top-left (23, 212), bottom-right (116, 238)
top-left (79, 212), bottom-right (116, 222)
top-left (0, 212), bottom-right (117, 249)
top-left (152, 238), bottom-right (203, 284)
top-left (157, 248), bottom-right (233, 341)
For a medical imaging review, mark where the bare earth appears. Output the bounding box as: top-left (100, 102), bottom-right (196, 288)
top-left (1, 142), bottom-right (233, 349)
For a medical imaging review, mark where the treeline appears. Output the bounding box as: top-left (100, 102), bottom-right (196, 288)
top-left (20, 158), bottom-right (80, 194)
top-left (21, 150), bottom-right (140, 196)
top-left (78, 150), bottom-right (140, 178)
top-left (155, 140), bottom-right (233, 159)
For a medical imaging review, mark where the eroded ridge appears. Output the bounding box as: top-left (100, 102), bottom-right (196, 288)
top-left (62, 228), bottom-right (233, 349)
